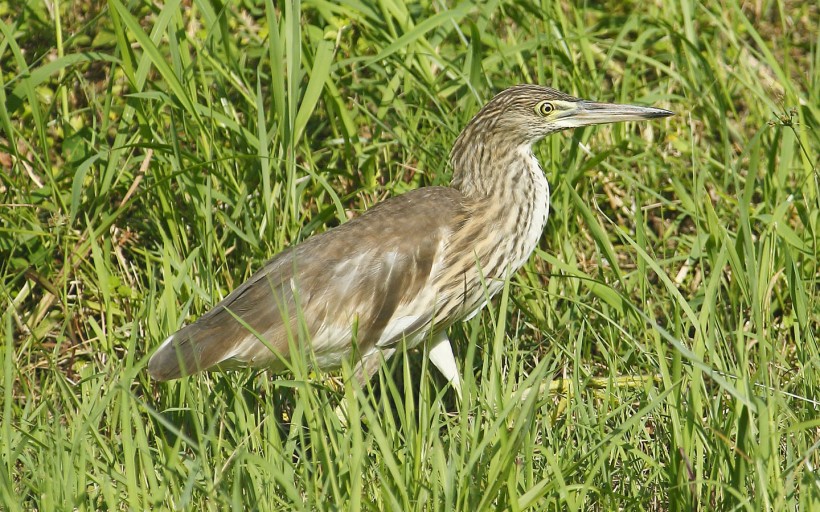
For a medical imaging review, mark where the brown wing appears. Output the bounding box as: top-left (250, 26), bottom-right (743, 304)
top-left (147, 186), bottom-right (471, 380)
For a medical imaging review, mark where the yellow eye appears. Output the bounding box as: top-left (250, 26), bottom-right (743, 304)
top-left (535, 101), bottom-right (554, 116)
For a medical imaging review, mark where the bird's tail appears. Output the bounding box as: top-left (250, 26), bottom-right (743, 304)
top-left (147, 319), bottom-right (247, 380)
top-left (147, 327), bottom-right (208, 381)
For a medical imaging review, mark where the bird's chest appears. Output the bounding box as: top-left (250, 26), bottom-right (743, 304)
top-left (444, 170), bottom-right (549, 323)
top-left (500, 155), bottom-right (551, 273)
top-left (435, 150), bottom-right (551, 324)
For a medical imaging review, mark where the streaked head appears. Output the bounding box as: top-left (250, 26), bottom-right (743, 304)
top-left (458, 84), bottom-right (673, 144)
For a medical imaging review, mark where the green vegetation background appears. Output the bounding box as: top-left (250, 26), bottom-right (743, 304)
top-left (1, 0), bottom-right (818, 509)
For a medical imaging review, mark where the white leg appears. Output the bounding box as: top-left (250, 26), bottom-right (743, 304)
top-left (428, 331), bottom-right (462, 400)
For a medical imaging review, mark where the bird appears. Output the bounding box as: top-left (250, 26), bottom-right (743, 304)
top-left (147, 84), bottom-right (673, 397)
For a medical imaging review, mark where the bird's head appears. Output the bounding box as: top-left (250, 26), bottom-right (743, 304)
top-left (460, 84), bottom-right (673, 145)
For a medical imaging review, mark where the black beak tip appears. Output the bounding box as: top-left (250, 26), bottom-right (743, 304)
top-left (653, 108), bottom-right (675, 118)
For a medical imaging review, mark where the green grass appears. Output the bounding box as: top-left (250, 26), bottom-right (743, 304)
top-left (1, 0), bottom-right (818, 509)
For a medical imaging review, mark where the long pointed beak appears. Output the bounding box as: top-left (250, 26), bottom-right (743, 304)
top-left (560, 100), bottom-right (673, 128)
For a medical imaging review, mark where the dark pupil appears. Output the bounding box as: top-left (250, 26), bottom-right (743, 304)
top-left (541, 103), bottom-right (552, 114)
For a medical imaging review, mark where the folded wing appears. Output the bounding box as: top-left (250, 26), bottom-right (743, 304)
top-left (147, 187), bottom-right (470, 381)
